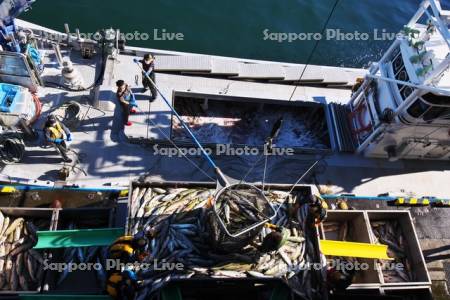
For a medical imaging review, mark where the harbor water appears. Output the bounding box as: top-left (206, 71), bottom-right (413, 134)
top-left (22, 0), bottom-right (450, 67)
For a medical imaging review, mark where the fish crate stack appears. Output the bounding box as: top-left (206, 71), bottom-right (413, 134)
top-left (320, 210), bottom-right (381, 289)
top-left (366, 211), bottom-right (431, 290)
top-left (42, 208), bottom-right (114, 294)
top-left (126, 181), bottom-right (326, 299)
top-left (0, 207), bottom-right (56, 294)
top-left (319, 210), bottom-right (431, 294)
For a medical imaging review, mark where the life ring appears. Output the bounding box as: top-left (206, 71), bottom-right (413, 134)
top-left (348, 100), bottom-right (372, 139)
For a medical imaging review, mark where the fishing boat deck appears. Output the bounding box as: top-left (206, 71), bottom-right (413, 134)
top-left (0, 16), bottom-right (447, 298)
top-left (0, 21), bottom-right (448, 225)
top-left (0, 20), bottom-right (448, 201)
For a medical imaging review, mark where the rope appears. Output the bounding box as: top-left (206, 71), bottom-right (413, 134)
top-left (237, 131), bottom-right (281, 187)
top-left (262, 153), bottom-right (269, 191)
top-left (237, 154), bottom-right (266, 185)
top-left (286, 158), bottom-right (322, 195)
top-left (237, 0), bottom-right (340, 186)
top-left (288, 0), bottom-right (341, 101)
top-left (147, 100), bottom-right (151, 140)
top-left (148, 118), bottom-right (216, 182)
top-left (264, 0), bottom-right (341, 210)
top-left (400, 124), bottom-right (445, 156)
top-left (272, 155), bottom-right (327, 216)
top-left (0, 137), bottom-right (25, 164)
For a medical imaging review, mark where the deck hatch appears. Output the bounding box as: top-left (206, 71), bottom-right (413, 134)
top-left (170, 92), bottom-right (331, 152)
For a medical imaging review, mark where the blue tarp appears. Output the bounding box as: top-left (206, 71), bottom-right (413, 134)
top-left (0, 83), bottom-right (20, 113)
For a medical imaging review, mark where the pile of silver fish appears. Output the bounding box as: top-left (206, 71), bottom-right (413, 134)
top-left (49, 222), bottom-right (108, 290)
top-left (214, 187), bottom-right (270, 236)
top-left (128, 187), bottom-right (214, 235)
top-left (50, 246), bottom-right (108, 289)
top-left (0, 211), bottom-right (45, 291)
top-left (128, 187), bottom-right (320, 299)
top-left (171, 102), bottom-right (329, 149)
top-left (371, 220), bottom-right (412, 283)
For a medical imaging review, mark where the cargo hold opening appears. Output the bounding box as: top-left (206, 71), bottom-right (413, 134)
top-left (170, 92), bottom-right (331, 152)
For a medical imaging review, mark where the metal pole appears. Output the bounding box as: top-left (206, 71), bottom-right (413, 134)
top-left (407, 0), bottom-right (430, 27)
top-left (427, 1), bottom-right (450, 48)
top-left (64, 23), bottom-right (70, 43)
top-left (365, 74), bottom-right (450, 97)
top-left (75, 28), bottom-right (81, 40)
top-left (134, 61), bottom-right (220, 172)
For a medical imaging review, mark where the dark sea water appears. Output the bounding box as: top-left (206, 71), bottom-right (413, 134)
top-left (22, 0), bottom-right (450, 67)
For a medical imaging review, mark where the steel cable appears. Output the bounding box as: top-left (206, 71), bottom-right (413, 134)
top-left (288, 0), bottom-right (341, 101)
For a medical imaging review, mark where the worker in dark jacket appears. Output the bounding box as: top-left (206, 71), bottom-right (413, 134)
top-left (44, 114), bottom-right (72, 163)
top-left (106, 269), bottom-right (139, 300)
top-left (116, 80), bottom-right (137, 126)
top-left (327, 260), bottom-right (356, 292)
top-left (134, 54), bottom-right (157, 100)
top-left (108, 232), bottom-right (150, 263)
top-left (106, 230), bottom-right (153, 299)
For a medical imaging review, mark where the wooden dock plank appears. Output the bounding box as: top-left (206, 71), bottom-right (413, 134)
top-left (232, 63), bottom-right (286, 79)
top-left (211, 59), bottom-right (240, 75)
top-left (322, 67), bottom-right (349, 85)
top-left (282, 65), bottom-right (324, 82)
top-left (154, 55), bottom-right (212, 72)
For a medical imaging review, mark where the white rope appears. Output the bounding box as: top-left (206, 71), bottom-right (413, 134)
top-left (262, 152), bottom-right (269, 191)
top-left (237, 154), bottom-right (266, 185)
top-left (272, 158), bottom-right (323, 217)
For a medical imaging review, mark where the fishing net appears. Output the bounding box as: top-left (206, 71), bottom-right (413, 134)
top-left (206, 183), bottom-right (276, 252)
